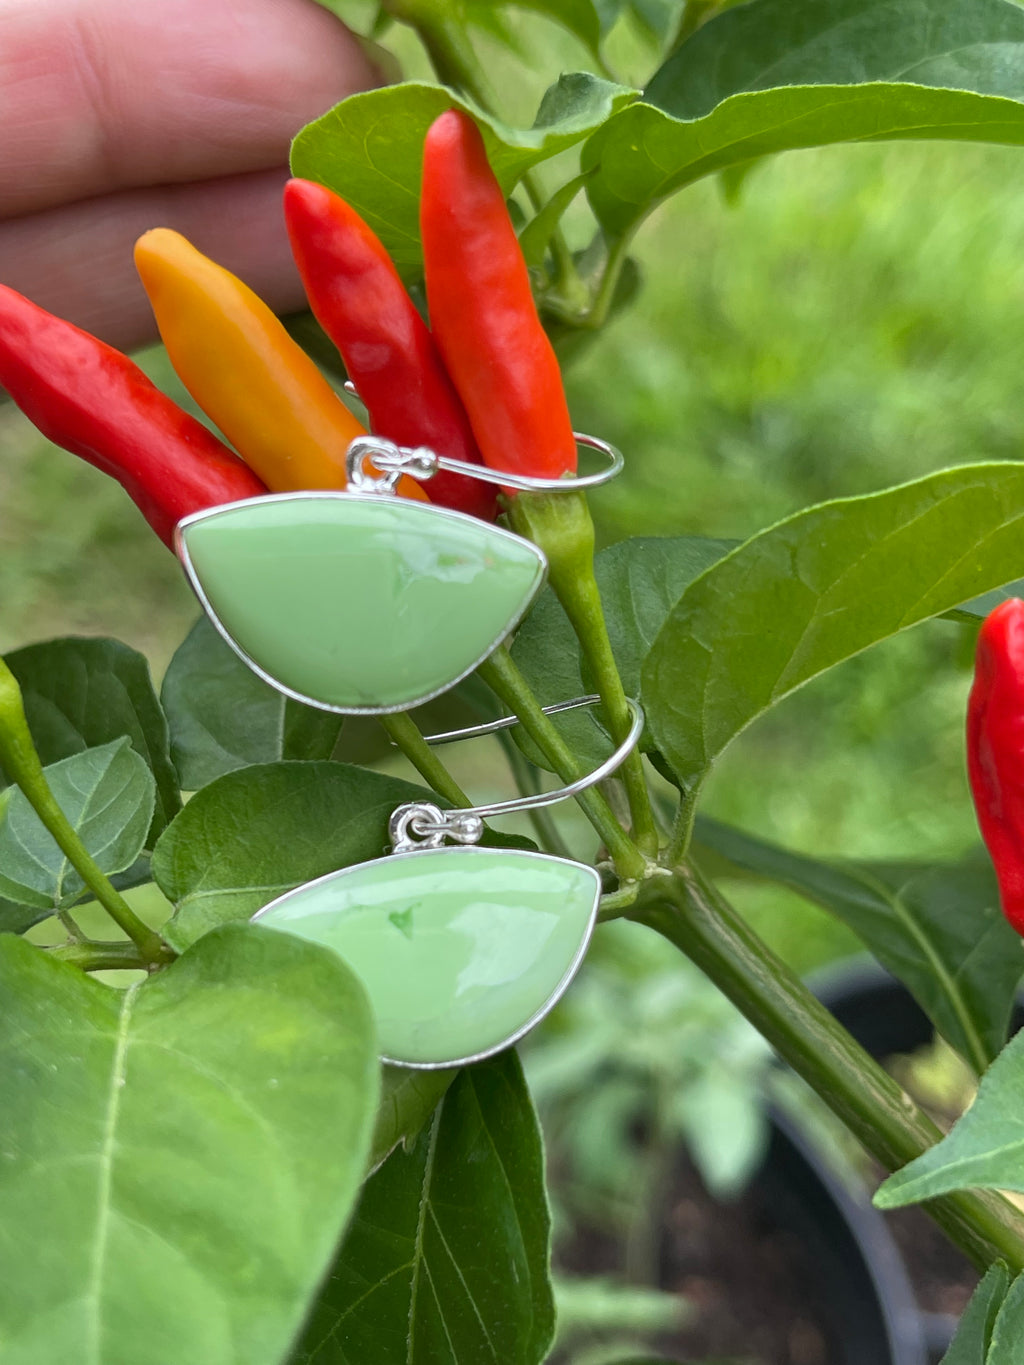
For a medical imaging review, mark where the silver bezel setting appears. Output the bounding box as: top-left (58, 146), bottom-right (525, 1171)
top-left (252, 845), bottom-right (602, 1070)
top-left (174, 489), bottom-right (548, 717)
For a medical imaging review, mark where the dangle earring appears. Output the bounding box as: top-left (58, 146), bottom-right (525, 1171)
top-left (174, 433), bottom-right (622, 714)
top-left (252, 699), bottom-right (644, 1068)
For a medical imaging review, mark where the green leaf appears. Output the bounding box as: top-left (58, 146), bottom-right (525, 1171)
top-left (988, 1271), bottom-right (1024, 1364)
top-left (937, 1262), bottom-right (1009, 1364)
top-left (290, 75), bottom-right (635, 279)
top-left (694, 819), bottom-right (1023, 1072)
top-left (512, 535), bottom-right (734, 768)
top-left (152, 760), bottom-right (436, 950)
top-left (161, 618), bottom-right (344, 789)
top-left (947, 578), bottom-right (1024, 623)
top-left (876, 1026), bottom-right (1024, 1207)
top-left (2, 638), bottom-right (179, 844)
top-left (642, 462), bottom-right (1024, 800)
top-left (370, 1067), bottom-right (457, 1173)
top-left (0, 926), bottom-right (378, 1365)
top-left (291, 1050), bottom-right (555, 1365)
top-left (0, 740), bottom-right (154, 920)
top-left (582, 0), bottom-right (1024, 236)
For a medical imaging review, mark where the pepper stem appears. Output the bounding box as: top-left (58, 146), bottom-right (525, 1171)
top-left (0, 658), bottom-right (172, 968)
top-left (508, 489), bottom-right (661, 856)
top-left (477, 646), bottom-right (647, 882)
top-left (632, 861), bottom-right (1024, 1273)
top-left (378, 712), bottom-right (473, 808)
top-left (498, 730), bottom-right (576, 860)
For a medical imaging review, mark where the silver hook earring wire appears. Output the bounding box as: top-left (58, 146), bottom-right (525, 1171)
top-left (346, 432), bottom-right (624, 494)
top-left (416, 693), bottom-right (603, 746)
top-left (388, 698), bottom-right (644, 852)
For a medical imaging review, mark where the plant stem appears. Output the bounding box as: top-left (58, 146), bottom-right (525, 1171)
top-left (632, 862), bottom-right (1024, 1273)
top-left (378, 712), bottom-right (472, 808)
top-left (665, 784), bottom-right (700, 865)
top-left (584, 230), bottom-right (633, 331)
top-left (508, 491), bottom-right (660, 856)
top-left (498, 731), bottom-right (576, 859)
top-left (57, 910), bottom-right (86, 941)
top-left (49, 941), bottom-right (150, 972)
top-left (0, 659), bottom-right (171, 966)
top-left (478, 647), bottom-right (647, 881)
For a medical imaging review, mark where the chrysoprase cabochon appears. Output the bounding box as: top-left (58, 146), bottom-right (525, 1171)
top-left (175, 492), bottom-right (547, 713)
top-left (254, 846), bottom-right (602, 1067)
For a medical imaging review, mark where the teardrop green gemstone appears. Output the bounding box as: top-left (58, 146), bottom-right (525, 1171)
top-left (254, 848), bottom-right (601, 1066)
top-left (178, 495), bottom-right (546, 712)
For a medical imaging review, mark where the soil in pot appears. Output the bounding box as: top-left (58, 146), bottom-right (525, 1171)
top-left (552, 1115), bottom-right (922, 1365)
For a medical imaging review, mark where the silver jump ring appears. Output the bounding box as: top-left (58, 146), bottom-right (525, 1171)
top-left (389, 698), bottom-right (644, 852)
top-left (345, 432), bottom-right (623, 494)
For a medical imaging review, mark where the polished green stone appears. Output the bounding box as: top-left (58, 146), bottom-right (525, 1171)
top-left (254, 848), bottom-right (601, 1066)
top-left (178, 495), bottom-right (545, 711)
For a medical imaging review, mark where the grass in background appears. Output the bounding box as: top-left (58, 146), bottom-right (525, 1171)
top-left (4, 135), bottom-right (1024, 964)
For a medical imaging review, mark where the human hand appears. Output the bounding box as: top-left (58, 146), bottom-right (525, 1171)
top-left (0, 0), bottom-right (379, 350)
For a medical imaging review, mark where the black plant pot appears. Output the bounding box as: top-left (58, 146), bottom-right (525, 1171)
top-left (647, 1044), bottom-right (929, 1364)
top-left (750, 1108), bottom-right (928, 1365)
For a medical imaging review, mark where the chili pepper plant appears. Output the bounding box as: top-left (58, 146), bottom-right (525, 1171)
top-left (7, 1), bottom-right (1024, 1361)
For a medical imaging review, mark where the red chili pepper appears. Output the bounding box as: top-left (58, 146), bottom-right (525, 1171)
top-left (420, 109), bottom-right (577, 485)
top-left (0, 285), bottom-right (266, 547)
top-left (967, 597), bottom-right (1024, 934)
top-left (283, 178), bottom-right (495, 519)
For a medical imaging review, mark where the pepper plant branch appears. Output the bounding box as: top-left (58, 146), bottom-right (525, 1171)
top-left (497, 730), bottom-right (576, 859)
top-left (508, 490), bottom-right (661, 855)
top-left (0, 658), bottom-right (171, 967)
top-left (477, 646), bottom-right (647, 881)
top-left (631, 861), bottom-right (1024, 1273)
top-left (378, 711), bottom-right (473, 808)
top-left (48, 940), bottom-right (150, 973)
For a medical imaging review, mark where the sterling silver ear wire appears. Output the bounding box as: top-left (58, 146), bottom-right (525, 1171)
top-left (346, 431), bottom-right (624, 495)
top-left (387, 698), bottom-right (644, 852)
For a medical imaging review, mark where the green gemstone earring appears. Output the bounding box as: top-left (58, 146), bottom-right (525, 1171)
top-left (176, 435), bottom-right (632, 1066)
top-left (252, 699), bottom-right (643, 1068)
top-left (174, 432), bottom-right (622, 714)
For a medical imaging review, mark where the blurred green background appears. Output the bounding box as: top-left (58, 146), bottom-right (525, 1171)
top-left (5, 134), bottom-right (1019, 970)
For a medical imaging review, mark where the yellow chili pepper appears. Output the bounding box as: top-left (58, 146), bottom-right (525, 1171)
top-left (134, 229), bottom-right (424, 499)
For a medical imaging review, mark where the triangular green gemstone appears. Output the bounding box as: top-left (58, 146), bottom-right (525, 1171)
top-left (178, 495), bottom-right (545, 712)
top-left (254, 848), bottom-right (601, 1067)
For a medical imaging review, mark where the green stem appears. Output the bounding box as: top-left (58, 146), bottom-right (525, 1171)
top-left (0, 660), bottom-right (171, 967)
top-left (632, 862), bottom-right (1024, 1273)
top-left (49, 941), bottom-right (150, 973)
top-left (57, 910), bottom-right (86, 942)
top-left (378, 712), bottom-right (472, 808)
top-left (665, 784), bottom-right (700, 866)
top-left (478, 647), bottom-right (647, 881)
top-left (508, 491), bottom-right (660, 856)
top-left (585, 230), bottom-right (633, 331)
top-left (498, 731), bottom-right (575, 859)
top-left (598, 881), bottom-right (641, 918)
